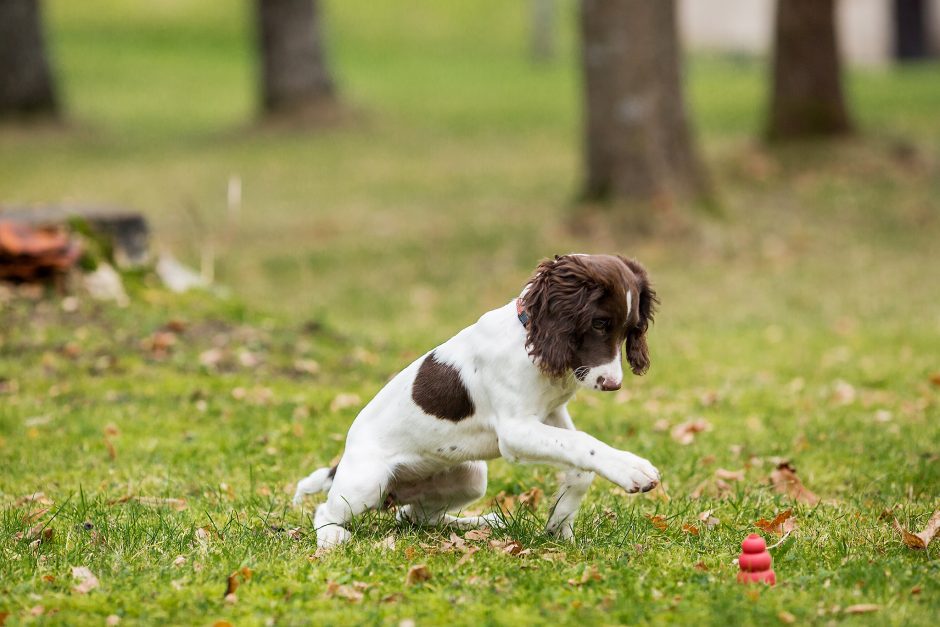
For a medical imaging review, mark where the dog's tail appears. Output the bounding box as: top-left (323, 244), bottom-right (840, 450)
top-left (292, 465), bottom-right (336, 505)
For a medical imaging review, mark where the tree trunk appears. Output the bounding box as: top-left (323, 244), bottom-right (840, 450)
top-left (0, 0), bottom-right (58, 119)
top-left (767, 0), bottom-right (852, 140)
top-left (579, 0), bottom-right (707, 205)
top-left (256, 0), bottom-right (336, 116)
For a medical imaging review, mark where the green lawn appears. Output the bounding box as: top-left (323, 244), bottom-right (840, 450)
top-left (1, 1), bottom-right (939, 625)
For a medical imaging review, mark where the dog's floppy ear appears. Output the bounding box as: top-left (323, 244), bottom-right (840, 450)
top-left (522, 255), bottom-right (600, 378)
top-left (619, 257), bottom-right (659, 376)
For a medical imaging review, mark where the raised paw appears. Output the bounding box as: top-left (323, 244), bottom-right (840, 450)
top-left (606, 453), bottom-right (660, 494)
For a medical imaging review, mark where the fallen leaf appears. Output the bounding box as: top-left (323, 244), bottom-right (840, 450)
top-left (104, 437), bottom-right (117, 460)
top-left (567, 564), bottom-right (602, 586)
top-left (645, 514), bottom-right (668, 531)
top-left (769, 462), bottom-right (820, 505)
top-left (928, 372), bottom-right (940, 386)
top-left (488, 538), bottom-right (530, 557)
top-left (844, 604), bottom-right (879, 614)
top-left (670, 419), bottom-right (712, 445)
top-left (455, 546), bottom-right (480, 566)
top-left (693, 561), bottom-right (709, 572)
top-left (405, 564), bottom-right (431, 586)
top-left (681, 523), bottom-right (699, 536)
top-left (173, 555), bottom-right (187, 567)
top-left (715, 468), bottom-right (745, 482)
top-left (777, 610), bottom-right (796, 623)
top-left (15, 523), bottom-right (53, 544)
top-left (831, 380), bottom-right (856, 405)
top-left (325, 580), bottom-right (368, 602)
top-left (14, 492), bottom-right (53, 507)
top-left (755, 510), bottom-right (795, 536)
top-left (697, 510), bottom-right (720, 529)
top-left (224, 566), bottom-right (252, 597)
top-left (464, 528), bottom-right (491, 542)
top-left (517, 487), bottom-right (543, 510)
top-left (71, 566), bottom-right (99, 594)
top-left (892, 510), bottom-right (940, 549)
top-left (330, 393), bottom-right (361, 413)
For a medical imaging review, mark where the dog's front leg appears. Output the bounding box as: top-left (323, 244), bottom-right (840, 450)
top-left (543, 407), bottom-right (595, 541)
top-left (496, 418), bottom-right (659, 495)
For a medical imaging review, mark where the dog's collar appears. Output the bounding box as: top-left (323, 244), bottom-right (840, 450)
top-left (516, 298), bottom-right (529, 328)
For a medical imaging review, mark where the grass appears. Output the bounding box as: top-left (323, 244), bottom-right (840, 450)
top-left (1, 0), bottom-right (939, 624)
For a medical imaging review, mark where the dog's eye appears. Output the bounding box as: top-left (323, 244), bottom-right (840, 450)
top-left (591, 318), bottom-right (610, 331)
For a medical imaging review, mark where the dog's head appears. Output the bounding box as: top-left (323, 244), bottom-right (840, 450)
top-left (521, 254), bottom-right (658, 391)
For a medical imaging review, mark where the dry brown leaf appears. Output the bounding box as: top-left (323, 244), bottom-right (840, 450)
top-left (670, 419), bottom-right (712, 445)
top-left (517, 487), bottom-right (543, 510)
top-left (844, 604), bottom-right (880, 614)
top-left (769, 462), bottom-right (820, 505)
top-left (697, 510), bottom-right (720, 529)
top-left (892, 510), bottom-right (940, 549)
top-left (14, 492), bottom-right (53, 507)
top-left (928, 372), bottom-right (940, 386)
top-left (224, 566), bottom-right (252, 597)
top-left (567, 564), bottom-right (602, 586)
top-left (330, 393), bottom-right (361, 413)
top-left (715, 468), bottom-right (745, 482)
top-left (325, 580), bottom-right (368, 602)
top-left (777, 611), bottom-right (796, 623)
top-left (71, 566), bottom-right (99, 594)
top-left (405, 564), bottom-right (431, 586)
top-left (173, 555), bottom-right (187, 567)
top-left (21, 506), bottom-right (51, 525)
top-left (693, 561), bottom-right (709, 572)
top-left (455, 546), bottom-right (480, 566)
top-left (104, 437), bottom-right (117, 460)
top-left (15, 523), bottom-right (53, 544)
top-left (464, 528), bottom-right (491, 542)
top-left (755, 509), bottom-right (795, 536)
top-left (645, 514), bottom-right (668, 531)
top-left (681, 523), bottom-right (699, 536)
top-left (212, 621), bottom-right (234, 627)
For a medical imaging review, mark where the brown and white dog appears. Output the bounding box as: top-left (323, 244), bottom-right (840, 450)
top-left (294, 254), bottom-right (661, 547)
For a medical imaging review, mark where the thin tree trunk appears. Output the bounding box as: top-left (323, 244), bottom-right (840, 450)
top-left (767, 0), bottom-right (852, 140)
top-left (0, 0), bottom-right (58, 118)
top-left (579, 0), bottom-right (707, 205)
top-left (256, 0), bottom-right (336, 116)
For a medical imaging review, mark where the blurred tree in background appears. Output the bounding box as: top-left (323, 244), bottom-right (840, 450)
top-left (255, 0), bottom-right (336, 117)
top-left (579, 0), bottom-right (707, 209)
top-left (768, 0), bottom-right (853, 140)
top-left (0, 0), bottom-right (58, 119)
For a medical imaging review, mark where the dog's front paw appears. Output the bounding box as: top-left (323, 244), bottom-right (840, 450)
top-left (607, 454), bottom-right (660, 494)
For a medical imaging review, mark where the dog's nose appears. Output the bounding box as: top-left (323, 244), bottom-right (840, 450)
top-left (597, 376), bottom-right (621, 391)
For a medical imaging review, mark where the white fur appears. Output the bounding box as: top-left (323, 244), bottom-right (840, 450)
top-left (295, 299), bottom-right (659, 548)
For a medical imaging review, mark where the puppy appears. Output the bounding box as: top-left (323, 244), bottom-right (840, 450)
top-left (294, 253), bottom-right (660, 547)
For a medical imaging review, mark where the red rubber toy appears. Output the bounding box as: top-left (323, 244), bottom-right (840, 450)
top-left (737, 534), bottom-right (776, 585)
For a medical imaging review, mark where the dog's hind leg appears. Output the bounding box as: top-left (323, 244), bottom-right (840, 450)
top-left (314, 452), bottom-right (393, 548)
top-left (394, 461), bottom-right (492, 528)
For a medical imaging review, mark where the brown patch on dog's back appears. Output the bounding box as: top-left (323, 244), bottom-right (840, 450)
top-left (412, 351), bottom-right (475, 421)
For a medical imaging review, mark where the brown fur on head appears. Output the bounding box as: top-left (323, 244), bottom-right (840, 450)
top-left (521, 254), bottom-right (658, 380)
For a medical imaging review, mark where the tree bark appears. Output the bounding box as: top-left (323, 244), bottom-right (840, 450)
top-left (256, 0), bottom-right (336, 116)
top-left (579, 0), bottom-right (706, 205)
top-left (767, 0), bottom-right (853, 140)
top-left (0, 0), bottom-right (58, 118)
